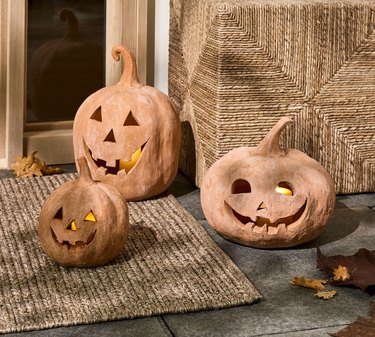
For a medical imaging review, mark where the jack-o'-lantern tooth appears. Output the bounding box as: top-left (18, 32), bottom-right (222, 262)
top-left (267, 226), bottom-right (278, 235)
top-left (247, 223), bottom-right (255, 231)
top-left (253, 224), bottom-right (267, 234)
top-left (278, 223), bottom-right (287, 232)
top-left (97, 167), bottom-right (107, 175)
top-left (117, 169), bottom-right (127, 176)
top-left (105, 159), bottom-right (117, 168)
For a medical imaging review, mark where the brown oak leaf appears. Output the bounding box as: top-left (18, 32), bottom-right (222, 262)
top-left (290, 277), bottom-right (327, 290)
top-left (315, 290), bottom-right (337, 300)
top-left (317, 248), bottom-right (375, 295)
top-left (11, 152), bottom-right (63, 177)
top-left (330, 301), bottom-right (375, 337)
top-left (333, 265), bottom-right (351, 282)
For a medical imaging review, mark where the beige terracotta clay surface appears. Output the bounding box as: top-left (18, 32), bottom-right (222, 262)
top-left (28, 9), bottom-right (103, 121)
top-left (73, 45), bottom-right (181, 201)
top-left (201, 117), bottom-right (336, 249)
top-left (38, 157), bottom-right (129, 267)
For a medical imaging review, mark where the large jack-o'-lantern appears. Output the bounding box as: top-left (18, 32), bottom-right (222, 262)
top-left (73, 45), bottom-right (181, 201)
top-left (39, 157), bottom-right (129, 267)
top-left (201, 117), bottom-right (336, 248)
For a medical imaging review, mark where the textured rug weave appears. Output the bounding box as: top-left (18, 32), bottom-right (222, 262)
top-left (169, 0), bottom-right (375, 193)
top-left (0, 174), bottom-right (261, 333)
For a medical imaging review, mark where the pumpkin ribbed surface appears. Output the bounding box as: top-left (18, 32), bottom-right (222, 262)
top-left (0, 174), bottom-right (260, 333)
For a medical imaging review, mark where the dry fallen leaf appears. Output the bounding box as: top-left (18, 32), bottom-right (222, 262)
top-left (290, 277), bottom-right (327, 290)
top-left (11, 152), bottom-right (63, 177)
top-left (315, 290), bottom-right (337, 300)
top-left (41, 164), bottom-right (64, 175)
top-left (317, 248), bottom-right (375, 295)
top-left (333, 265), bottom-right (351, 282)
top-left (11, 152), bottom-right (43, 177)
top-left (330, 301), bottom-right (375, 337)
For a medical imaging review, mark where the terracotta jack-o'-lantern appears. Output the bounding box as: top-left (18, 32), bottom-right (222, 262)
top-left (73, 45), bottom-right (181, 201)
top-left (201, 117), bottom-right (336, 248)
top-left (38, 157), bottom-right (129, 267)
top-left (28, 9), bottom-right (103, 121)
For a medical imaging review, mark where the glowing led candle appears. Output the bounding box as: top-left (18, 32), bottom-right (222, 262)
top-left (275, 186), bottom-right (293, 196)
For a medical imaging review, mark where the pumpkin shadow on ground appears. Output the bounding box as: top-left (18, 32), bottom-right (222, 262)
top-left (115, 221), bottom-right (158, 262)
top-left (297, 201), bottom-right (361, 249)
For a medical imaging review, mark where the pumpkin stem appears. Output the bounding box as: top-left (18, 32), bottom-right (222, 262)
top-left (111, 45), bottom-right (141, 87)
top-left (60, 9), bottom-right (81, 40)
top-left (76, 157), bottom-right (94, 185)
top-left (255, 116), bottom-right (294, 156)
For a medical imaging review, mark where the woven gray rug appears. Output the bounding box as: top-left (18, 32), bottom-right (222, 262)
top-left (0, 174), bottom-right (261, 333)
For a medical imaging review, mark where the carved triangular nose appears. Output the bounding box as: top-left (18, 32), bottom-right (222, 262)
top-left (67, 220), bottom-right (77, 231)
top-left (104, 129), bottom-right (116, 142)
top-left (257, 202), bottom-right (267, 210)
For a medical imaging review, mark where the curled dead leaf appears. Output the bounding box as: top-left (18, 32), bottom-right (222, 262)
top-left (290, 277), bottom-right (327, 290)
top-left (11, 152), bottom-right (63, 177)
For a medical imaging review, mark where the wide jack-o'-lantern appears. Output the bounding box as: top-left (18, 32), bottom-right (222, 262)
top-left (73, 45), bottom-right (181, 201)
top-left (38, 157), bottom-right (129, 267)
top-left (201, 117), bottom-right (336, 248)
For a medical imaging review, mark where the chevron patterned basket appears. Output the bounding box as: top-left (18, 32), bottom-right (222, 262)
top-left (169, 0), bottom-right (375, 194)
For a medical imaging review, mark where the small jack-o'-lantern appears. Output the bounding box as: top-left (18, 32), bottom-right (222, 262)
top-left (201, 117), bottom-right (336, 248)
top-left (38, 157), bottom-right (129, 267)
top-left (73, 45), bottom-right (181, 201)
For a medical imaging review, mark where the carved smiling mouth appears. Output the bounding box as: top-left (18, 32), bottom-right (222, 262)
top-left (84, 139), bottom-right (147, 175)
top-left (51, 229), bottom-right (96, 250)
top-left (229, 201), bottom-right (307, 235)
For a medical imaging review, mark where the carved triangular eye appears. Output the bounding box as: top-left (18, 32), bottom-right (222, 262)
top-left (85, 211), bottom-right (96, 222)
top-left (54, 207), bottom-right (63, 219)
top-left (124, 111), bottom-right (139, 126)
top-left (90, 107), bottom-right (102, 122)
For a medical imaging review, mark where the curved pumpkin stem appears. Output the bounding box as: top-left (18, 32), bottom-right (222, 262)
top-left (76, 157), bottom-right (94, 185)
top-left (255, 116), bottom-right (294, 156)
top-left (60, 9), bottom-right (80, 40)
top-left (111, 45), bottom-right (141, 87)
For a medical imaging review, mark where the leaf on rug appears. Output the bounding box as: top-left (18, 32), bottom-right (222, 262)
top-left (330, 302), bottom-right (375, 337)
top-left (11, 151), bottom-right (63, 177)
top-left (317, 248), bottom-right (375, 295)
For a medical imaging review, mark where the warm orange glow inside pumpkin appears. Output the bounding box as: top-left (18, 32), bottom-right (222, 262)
top-left (119, 147), bottom-right (142, 172)
top-left (67, 220), bottom-right (78, 231)
top-left (275, 186), bottom-right (293, 196)
top-left (85, 211), bottom-right (96, 222)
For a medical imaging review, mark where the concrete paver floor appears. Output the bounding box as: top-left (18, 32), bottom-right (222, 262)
top-left (1, 166), bottom-right (374, 337)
